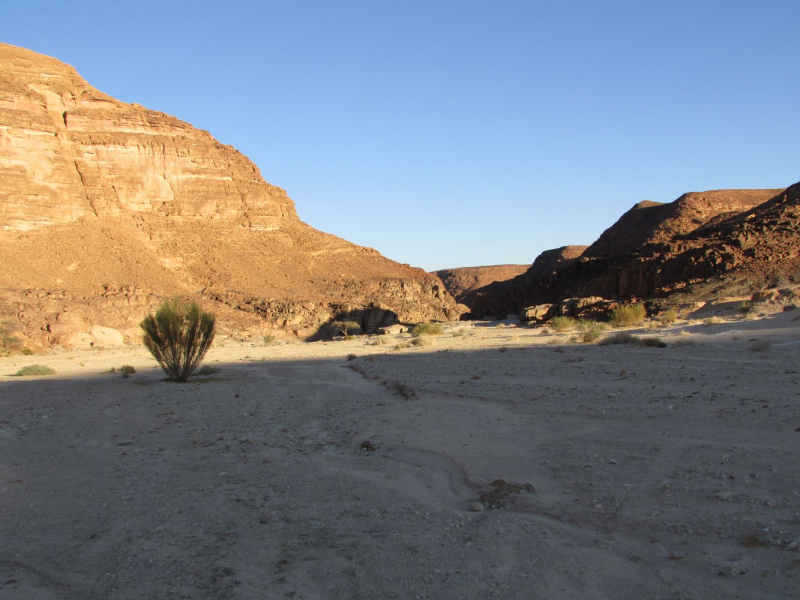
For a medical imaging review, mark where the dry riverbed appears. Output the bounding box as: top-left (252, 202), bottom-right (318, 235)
top-left (1, 312), bottom-right (799, 599)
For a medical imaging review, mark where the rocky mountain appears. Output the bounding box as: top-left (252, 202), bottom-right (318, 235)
top-left (461, 185), bottom-right (798, 320)
top-left (433, 265), bottom-right (529, 303)
top-left (0, 44), bottom-right (463, 348)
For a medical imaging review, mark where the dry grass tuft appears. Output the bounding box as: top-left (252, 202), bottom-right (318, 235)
top-left (748, 340), bottom-right (771, 352)
top-left (373, 335), bottom-right (393, 346)
top-left (600, 333), bottom-right (667, 348)
top-left (659, 308), bottom-right (679, 325)
top-left (576, 320), bottom-right (606, 343)
top-left (549, 316), bottom-right (576, 332)
top-left (396, 336), bottom-right (436, 350)
top-left (609, 304), bottom-right (647, 327)
top-left (13, 364), bottom-right (55, 377)
top-left (411, 322), bottom-right (444, 336)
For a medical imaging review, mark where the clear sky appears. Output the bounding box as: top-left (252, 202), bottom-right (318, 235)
top-left (3, 1), bottom-right (798, 271)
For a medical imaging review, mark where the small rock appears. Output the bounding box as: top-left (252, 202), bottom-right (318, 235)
top-left (470, 502), bottom-right (485, 512)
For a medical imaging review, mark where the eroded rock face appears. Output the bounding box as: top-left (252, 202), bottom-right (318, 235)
top-left (460, 185), bottom-right (800, 320)
top-left (0, 44), bottom-right (463, 345)
top-left (434, 264), bottom-right (529, 303)
top-left (0, 43), bottom-right (296, 231)
top-left (584, 189), bottom-right (782, 259)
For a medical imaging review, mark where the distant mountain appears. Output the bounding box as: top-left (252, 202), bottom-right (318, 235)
top-left (434, 265), bottom-right (529, 303)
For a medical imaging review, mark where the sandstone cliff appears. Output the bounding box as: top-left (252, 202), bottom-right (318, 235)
top-left (0, 44), bottom-right (462, 348)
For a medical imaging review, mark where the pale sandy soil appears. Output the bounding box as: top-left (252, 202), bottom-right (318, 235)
top-left (1, 311), bottom-right (799, 599)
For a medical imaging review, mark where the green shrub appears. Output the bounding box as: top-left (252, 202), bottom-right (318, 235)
top-left (609, 304), bottom-right (647, 327)
top-left (263, 333), bottom-right (276, 345)
top-left (13, 364), bottom-right (55, 377)
top-left (411, 322), bottom-right (444, 336)
top-left (141, 299), bottom-right (216, 382)
top-left (576, 320), bottom-right (606, 343)
top-left (549, 316), bottom-right (576, 332)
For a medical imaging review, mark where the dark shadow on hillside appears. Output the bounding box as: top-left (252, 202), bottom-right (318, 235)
top-left (305, 306), bottom-right (401, 341)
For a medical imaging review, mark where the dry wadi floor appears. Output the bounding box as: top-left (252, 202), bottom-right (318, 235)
top-left (1, 310), bottom-right (799, 599)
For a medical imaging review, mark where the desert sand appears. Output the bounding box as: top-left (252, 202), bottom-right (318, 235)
top-left (1, 307), bottom-right (799, 599)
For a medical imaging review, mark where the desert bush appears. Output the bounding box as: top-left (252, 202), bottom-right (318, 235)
top-left (737, 300), bottom-right (752, 314)
top-left (599, 332), bottom-right (638, 345)
top-left (549, 316), bottom-right (576, 332)
top-left (13, 364), bottom-right (55, 376)
top-left (659, 308), bottom-right (679, 325)
top-left (704, 316), bottom-right (724, 326)
top-left (641, 337), bottom-right (667, 348)
top-left (199, 365), bottom-right (221, 375)
top-left (0, 324), bottom-right (22, 356)
top-left (599, 333), bottom-right (666, 347)
top-left (263, 333), bottom-right (276, 345)
top-left (396, 336), bottom-right (436, 350)
top-left (576, 320), bottom-right (606, 343)
top-left (373, 335), bottom-right (392, 346)
top-left (332, 320), bottom-right (362, 338)
top-left (141, 298), bottom-right (216, 382)
top-left (609, 304), bottom-right (647, 327)
top-left (111, 364), bottom-right (137, 378)
top-left (749, 340), bottom-right (771, 352)
top-left (411, 322), bottom-right (444, 336)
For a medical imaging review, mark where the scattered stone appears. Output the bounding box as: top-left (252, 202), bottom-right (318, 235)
top-left (469, 502), bottom-right (485, 512)
top-left (360, 440), bottom-right (376, 451)
top-left (479, 480), bottom-right (535, 506)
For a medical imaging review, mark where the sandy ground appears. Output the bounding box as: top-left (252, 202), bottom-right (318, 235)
top-left (1, 310), bottom-right (799, 599)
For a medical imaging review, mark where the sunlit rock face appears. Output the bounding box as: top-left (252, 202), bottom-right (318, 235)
top-left (0, 43), bottom-right (296, 232)
top-left (0, 44), bottom-right (464, 346)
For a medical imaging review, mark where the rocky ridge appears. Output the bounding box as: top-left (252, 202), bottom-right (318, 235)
top-left (456, 185), bottom-right (799, 320)
top-left (0, 44), bottom-right (462, 349)
top-left (433, 264), bottom-right (529, 304)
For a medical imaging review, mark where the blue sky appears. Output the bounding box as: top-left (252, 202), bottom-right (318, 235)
top-left (3, 1), bottom-right (798, 271)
